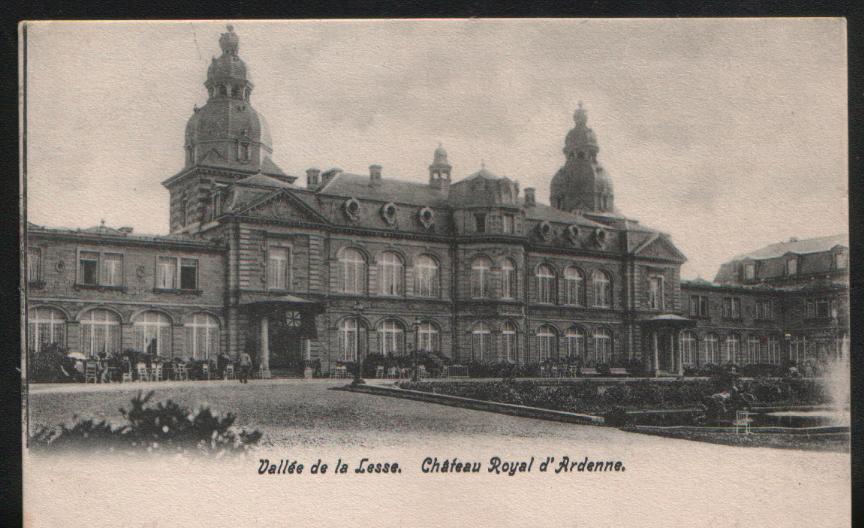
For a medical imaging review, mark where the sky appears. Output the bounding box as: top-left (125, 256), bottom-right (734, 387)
top-left (23, 19), bottom-right (848, 279)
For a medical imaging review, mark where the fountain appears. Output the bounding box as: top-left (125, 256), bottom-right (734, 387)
top-left (757, 341), bottom-right (850, 429)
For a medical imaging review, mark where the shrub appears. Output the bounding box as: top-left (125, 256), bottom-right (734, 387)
top-left (31, 391), bottom-right (262, 455)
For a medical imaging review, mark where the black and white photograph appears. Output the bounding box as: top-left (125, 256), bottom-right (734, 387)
top-left (21, 19), bottom-right (850, 527)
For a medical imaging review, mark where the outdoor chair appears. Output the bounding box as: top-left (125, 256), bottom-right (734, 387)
top-left (121, 362), bottom-right (133, 383)
top-left (418, 365), bottom-right (427, 379)
top-left (84, 361), bottom-right (99, 384)
top-left (136, 363), bottom-right (150, 382)
top-left (375, 366), bottom-right (385, 379)
top-left (386, 366), bottom-right (398, 379)
top-left (151, 364), bottom-right (163, 382)
top-left (175, 365), bottom-right (188, 381)
top-left (225, 365), bottom-right (235, 380)
top-left (201, 363), bottom-right (211, 380)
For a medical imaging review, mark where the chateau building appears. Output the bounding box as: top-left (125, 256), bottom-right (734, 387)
top-left (25, 27), bottom-right (849, 376)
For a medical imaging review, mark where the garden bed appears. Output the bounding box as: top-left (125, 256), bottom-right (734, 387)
top-left (397, 378), bottom-right (831, 417)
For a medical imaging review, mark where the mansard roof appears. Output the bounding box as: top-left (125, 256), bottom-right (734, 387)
top-left (318, 172), bottom-right (449, 207)
top-left (731, 234), bottom-right (847, 261)
top-left (521, 200), bottom-right (608, 228)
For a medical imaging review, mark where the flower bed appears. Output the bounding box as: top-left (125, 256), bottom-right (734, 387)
top-left (397, 378), bottom-right (830, 416)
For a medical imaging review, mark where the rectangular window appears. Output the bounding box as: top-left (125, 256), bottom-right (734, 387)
top-left (648, 276), bottom-right (663, 310)
top-left (180, 258), bottom-right (199, 290)
top-left (809, 298), bottom-right (831, 319)
top-left (744, 263), bottom-right (755, 280)
top-left (474, 213), bottom-right (486, 233)
top-left (268, 247), bottom-right (290, 290)
top-left (100, 253), bottom-right (124, 287)
top-left (156, 256), bottom-right (177, 289)
top-left (502, 214), bottom-right (515, 234)
top-left (786, 258), bottom-right (798, 276)
top-left (700, 296), bottom-right (710, 317)
top-left (78, 251), bottom-right (100, 285)
top-left (756, 299), bottom-right (773, 320)
top-left (27, 247), bottom-right (42, 283)
top-left (723, 297), bottom-right (741, 319)
top-left (689, 295), bottom-right (709, 317)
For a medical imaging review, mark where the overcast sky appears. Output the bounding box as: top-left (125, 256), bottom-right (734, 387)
top-left (24, 19), bottom-right (847, 279)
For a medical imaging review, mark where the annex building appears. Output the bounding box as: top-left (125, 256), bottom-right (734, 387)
top-left (25, 27), bottom-right (850, 377)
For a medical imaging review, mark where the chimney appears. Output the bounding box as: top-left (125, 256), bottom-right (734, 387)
top-left (369, 164), bottom-right (382, 185)
top-left (524, 187), bottom-right (536, 207)
top-left (306, 167), bottom-right (321, 190)
top-left (320, 168), bottom-right (342, 187)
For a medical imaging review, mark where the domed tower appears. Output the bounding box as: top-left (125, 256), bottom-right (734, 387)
top-left (549, 102), bottom-right (615, 214)
top-left (183, 25), bottom-right (276, 173)
top-left (165, 25), bottom-right (292, 234)
top-left (429, 143), bottom-right (452, 191)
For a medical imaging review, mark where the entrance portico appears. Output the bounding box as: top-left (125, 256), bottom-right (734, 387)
top-left (640, 314), bottom-right (696, 377)
top-left (241, 294), bottom-right (324, 378)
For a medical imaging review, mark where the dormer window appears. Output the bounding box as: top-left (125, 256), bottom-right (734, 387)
top-left (834, 252), bottom-right (847, 270)
top-left (786, 257), bottom-right (798, 276)
top-left (474, 213), bottom-right (487, 234)
top-left (502, 213), bottom-right (515, 234)
top-left (218, 85), bottom-right (228, 97)
top-left (237, 142), bottom-right (251, 161)
top-left (744, 262), bottom-right (756, 281)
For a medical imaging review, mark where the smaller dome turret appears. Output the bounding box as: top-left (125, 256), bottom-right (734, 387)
top-left (429, 142), bottom-right (452, 191)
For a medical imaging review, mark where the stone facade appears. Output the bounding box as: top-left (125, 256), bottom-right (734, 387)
top-left (24, 27), bottom-right (849, 376)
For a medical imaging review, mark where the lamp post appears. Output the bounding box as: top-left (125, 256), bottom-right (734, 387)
top-left (351, 302), bottom-right (366, 386)
top-left (412, 317), bottom-right (423, 382)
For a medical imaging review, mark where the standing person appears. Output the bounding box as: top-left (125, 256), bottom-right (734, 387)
top-left (239, 350), bottom-right (252, 384)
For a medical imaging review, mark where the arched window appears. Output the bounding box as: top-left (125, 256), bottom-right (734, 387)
top-left (339, 318), bottom-right (367, 362)
top-left (680, 331), bottom-right (697, 367)
top-left (417, 322), bottom-right (439, 353)
top-left (565, 326), bottom-right (585, 360)
top-left (502, 322), bottom-right (518, 362)
top-left (536, 325), bottom-right (558, 362)
top-left (536, 265), bottom-right (556, 304)
top-left (378, 319), bottom-right (405, 356)
top-left (593, 270), bottom-right (612, 308)
top-left (379, 252), bottom-right (404, 296)
top-left (703, 333), bottom-right (720, 364)
top-left (471, 322), bottom-right (491, 362)
top-left (592, 328), bottom-right (613, 365)
top-left (746, 336), bottom-right (761, 365)
top-left (564, 266), bottom-right (585, 306)
top-left (724, 334), bottom-right (740, 364)
top-left (501, 258), bottom-right (518, 299)
top-left (470, 256), bottom-right (493, 298)
top-left (134, 311), bottom-right (172, 357)
top-left (185, 313), bottom-right (219, 361)
top-left (338, 248), bottom-right (367, 294)
top-left (414, 255), bottom-right (439, 298)
top-left (218, 84), bottom-right (228, 97)
top-left (80, 309), bottom-right (121, 358)
top-left (28, 307), bottom-right (66, 355)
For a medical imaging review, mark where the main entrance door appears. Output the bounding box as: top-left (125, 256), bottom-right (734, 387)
top-left (269, 332), bottom-right (303, 376)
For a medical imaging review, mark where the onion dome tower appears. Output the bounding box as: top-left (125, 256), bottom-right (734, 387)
top-left (549, 102), bottom-right (615, 213)
top-left (183, 25), bottom-right (277, 173)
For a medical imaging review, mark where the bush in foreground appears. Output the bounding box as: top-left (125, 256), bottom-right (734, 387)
top-left (31, 391), bottom-right (262, 455)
